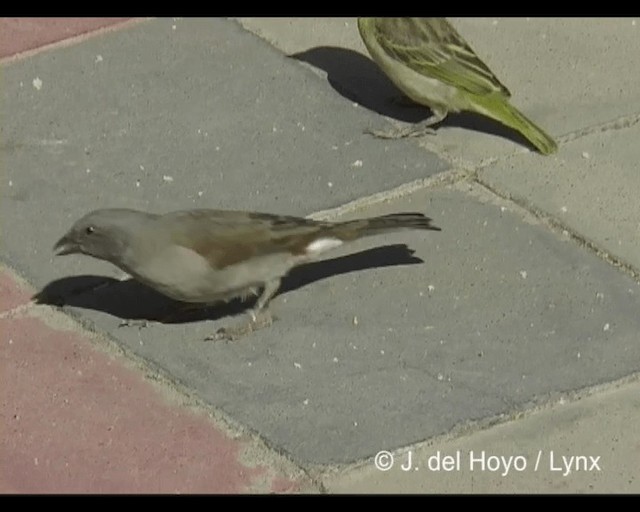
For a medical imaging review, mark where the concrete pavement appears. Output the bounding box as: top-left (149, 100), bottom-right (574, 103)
top-left (1, 17), bottom-right (639, 493)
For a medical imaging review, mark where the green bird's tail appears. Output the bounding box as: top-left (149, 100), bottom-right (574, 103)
top-left (471, 95), bottom-right (558, 155)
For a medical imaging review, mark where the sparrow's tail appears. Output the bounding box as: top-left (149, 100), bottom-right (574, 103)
top-left (472, 94), bottom-right (558, 155)
top-left (331, 213), bottom-right (441, 241)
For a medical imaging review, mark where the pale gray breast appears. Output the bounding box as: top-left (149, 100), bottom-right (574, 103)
top-left (128, 243), bottom-right (303, 304)
top-left (130, 244), bottom-right (218, 303)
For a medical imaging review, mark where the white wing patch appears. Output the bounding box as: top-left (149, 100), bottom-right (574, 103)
top-left (305, 237), bottom-right (344, 255)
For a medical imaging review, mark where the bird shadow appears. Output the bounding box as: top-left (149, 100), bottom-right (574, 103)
top-left (33, 244), bottom-right (425, 324)
top-left (290, 46), bottom-right (536, 151)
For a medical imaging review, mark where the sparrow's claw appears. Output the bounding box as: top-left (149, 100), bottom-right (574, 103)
top-left (118, 319), bottom-right (151, 329)
top-left (205, 311), bottom-right (275, 342)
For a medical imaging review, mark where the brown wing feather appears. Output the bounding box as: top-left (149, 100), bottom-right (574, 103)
top-left (162, 209), bottom-right (328, 268)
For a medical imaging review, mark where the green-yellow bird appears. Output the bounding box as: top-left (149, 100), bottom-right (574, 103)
top-left (357, 18), bottom-right (558, 155)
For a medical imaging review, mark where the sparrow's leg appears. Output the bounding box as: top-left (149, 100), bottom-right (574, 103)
top-left (365, 107), bottom-right (448, 140)
top-left (252, 279), bottom-right (281, 316)
top-left (206, 279), bottom-right (281, 342)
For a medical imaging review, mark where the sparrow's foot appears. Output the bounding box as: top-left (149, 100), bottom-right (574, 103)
top-left (205, 311), bottom-right (275, 342)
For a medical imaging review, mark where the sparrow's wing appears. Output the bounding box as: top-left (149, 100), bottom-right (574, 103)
top-left (163, 209), bottom-right (328, 269)
top-left (371, 17), bottom-right (511, 97)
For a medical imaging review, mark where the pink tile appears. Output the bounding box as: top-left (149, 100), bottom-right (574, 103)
top-left (0, 316), bottom-right (305, 493)
top-left (0, 18), bottom-right (133, 59)
top-left (0, 269), bottom-right (34, 313)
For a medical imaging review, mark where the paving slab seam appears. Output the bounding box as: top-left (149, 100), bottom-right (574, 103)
top-left (554, 112), bottom-right (640, 146)
top-left (308, 370), bottom-right (640, 480)
top-left (339, 110), bottom-right (640, 183)
top-left (2, 281), bottom-right (322, 491)
top-left (0, 18), bottom-right (151, 67)
top-left (413, 111), bottom-right (640, 181)
top-left (307, 167), bottom-right (468, 221)
top-left (415, 141), bottom-right (552, 181)
top-left (0, 302), bottom-right (33, 320)
top-left (474, 177), bottom-right (640, 284)
top-left (412, 137), bottom-right (506, 173)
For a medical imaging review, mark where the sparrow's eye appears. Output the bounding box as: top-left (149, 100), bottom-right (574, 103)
top-left (85, 226), bottom-right (95, 235)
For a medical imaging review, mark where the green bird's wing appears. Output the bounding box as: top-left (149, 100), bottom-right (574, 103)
top-left (371, 18), bottom-right (511, 98)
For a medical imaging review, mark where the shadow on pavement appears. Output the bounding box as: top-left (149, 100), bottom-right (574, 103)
top-left (290, 46), bottom-right (538, 151)
top-left (34, 244), bottom-right (425, 324)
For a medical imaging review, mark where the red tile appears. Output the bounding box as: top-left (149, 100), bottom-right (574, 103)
top-left (0, 315), bottom-right (305, 493)
top-left (0, 18), bottom-right (133, 59)
top-left (0, 268), bottom-right (34, 313)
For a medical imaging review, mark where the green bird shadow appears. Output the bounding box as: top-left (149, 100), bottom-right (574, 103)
top-left (290, 46), bottom-right (536, 150)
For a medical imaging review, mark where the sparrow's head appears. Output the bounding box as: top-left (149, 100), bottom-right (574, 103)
top-left (54, 209), bottom-right (153, 263)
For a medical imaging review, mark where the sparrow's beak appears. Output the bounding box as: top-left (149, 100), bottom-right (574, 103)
top-left (53, 234), bottom-right (78, 256)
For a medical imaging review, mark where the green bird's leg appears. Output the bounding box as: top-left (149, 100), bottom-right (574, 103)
top-left (365, 107), bottom-right (448, 139)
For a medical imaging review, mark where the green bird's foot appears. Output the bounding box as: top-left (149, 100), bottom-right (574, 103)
top-left (365, 107), bottom-right (448, 140)
top-left (365, 123), bottom-right (437, 140)
top-left (205, 310), bottom-right (276, 342)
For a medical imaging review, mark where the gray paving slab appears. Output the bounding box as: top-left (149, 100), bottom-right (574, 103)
top-left (3, 16), bottom-right (640, 474)
top-left (480, 124), bottom-right (640, 271)
top-left (324, 378), bottom-right (640, 493)
top-left (0, 17), bottom-right (448, 287)
top-left (238, 18), bottom-right (640, 161)
top-left (43, 185), bottom-right (640, 465)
